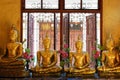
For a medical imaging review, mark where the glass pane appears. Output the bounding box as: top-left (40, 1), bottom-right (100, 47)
top-left (82, 0), bottom-right (98, 9)
top-left (22, 13), bottom-right (28, 50)
top-left (43, 0), bottom-right (59, 9)
top-left (96, 13), bottom-right (100, 49)
top-left (65, 0), bottom-right (81, 9)
top-left (25, 0), bottom-right (41, 9)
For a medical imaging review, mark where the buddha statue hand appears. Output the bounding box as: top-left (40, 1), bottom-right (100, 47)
top-left (69, 67), bottom-right (74, 72)
top-left (36, 63), bottom-right (40, 67)
top-left (35, 64), bottom-right (40, 71)
top-left (101, 66), bottom-right (106, 72)
top-left (77, 66), bottom-right (83, 69)
top-left (42, 65), bottom-right (51, 68)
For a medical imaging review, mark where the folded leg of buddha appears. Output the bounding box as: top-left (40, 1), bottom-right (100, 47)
top-left (31, 64), bottom-right (62, 73)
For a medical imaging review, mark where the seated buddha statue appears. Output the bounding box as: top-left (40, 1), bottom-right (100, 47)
top-left (0, 25), bottom-right (24, 67)
top-left (97, 34), bottom-right (120, 73)
top-left (30, 34), bottom-right (62, 73)
top-left (0, 25), bottom-right (27, 77)
top-left (65, 36), bottom-right (95, 74)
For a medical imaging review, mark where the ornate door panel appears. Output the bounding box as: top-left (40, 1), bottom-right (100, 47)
top-left (28, 14), bottom-right (34, 54)
top-left (63, 14), bottom-right (69, 45)
top-left (86, 14), bottom-right (96, 59)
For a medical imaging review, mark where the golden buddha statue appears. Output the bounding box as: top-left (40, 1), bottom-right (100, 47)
top-left (0, 25), bottom-right (24, 65)
top-left (0, 25), bottom-right (28, 77)
top-left (30, 34), bottom-right (62, 73)
top-left (65, 36), bottom-right (95, 74)
top-left (97, 34), bottom-right (120, 73)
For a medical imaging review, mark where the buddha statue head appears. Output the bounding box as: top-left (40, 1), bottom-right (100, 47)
top-left (43, 33), bottom-right (51, 50)
top-left (106, 34), bottom-right (114, 50)
top-left (75, 35), bottom-right (83, 50)
top-left (9, 25), bottom-right (18, 42)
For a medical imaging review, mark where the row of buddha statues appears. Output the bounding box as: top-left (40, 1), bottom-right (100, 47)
top-left (31, 33), bottom-right (120, 75)
top-left (0, 25), bottom-right (120, 77)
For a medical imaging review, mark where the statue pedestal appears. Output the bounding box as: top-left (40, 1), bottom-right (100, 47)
top-left (0, 69), bottom-right (29, 77)
top-left (98, 72), bottom-right (120, 78)
top-left (66, 72), bottom-right (95, 78)
top-left (32, 72), bottom-right (61, 77)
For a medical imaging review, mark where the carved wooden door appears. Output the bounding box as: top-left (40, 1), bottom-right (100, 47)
top-left (63, 14), bottom-right (69, 45)
top-left (28, 14), bottom-right (34, 54)
top-left (86, 14), bottom-right (96, 59)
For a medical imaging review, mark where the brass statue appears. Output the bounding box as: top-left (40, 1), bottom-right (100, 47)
top-left (0, 25), bottom-right (28, 77)
top-left (97, 34), bottom-right (120, 73)
top-left (0, 25), bottom-right (24, 65)
top-left (30, 34), bottom-right (62, 73)
top-left (65, 36), bottom-right (95, 74)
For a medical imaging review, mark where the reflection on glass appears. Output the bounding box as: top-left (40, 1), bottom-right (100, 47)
top-left (43, 0), bottom-right (59, 9)
top-left (65, 0), bottom-right (81, 9)
top-left (25, 0), bottom-right (41, 9)
top-left (82, 0), bottom-right (98, 9)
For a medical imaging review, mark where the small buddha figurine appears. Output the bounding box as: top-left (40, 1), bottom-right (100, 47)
top-left (0, 25), bottom-right (24, 65)
top-left (97, 34), bottom-right (120, 72)
top-left (30, 34), bottom-right (62, 73)
top-left (65, 36), bottom-right (95, 74)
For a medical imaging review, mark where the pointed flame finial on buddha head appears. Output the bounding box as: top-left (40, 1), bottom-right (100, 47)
top-left (75, 35), bottom-right (83, 50)
top-left (9, 24), bottom-right (18, 42)
top-left (43, 32), bottom-right (51, 50)
top-left (106, 33), bottom-right (114, 49)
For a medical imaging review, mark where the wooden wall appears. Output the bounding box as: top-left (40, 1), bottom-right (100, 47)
top-left (103, 0), bottom-right (120, 45)
top-left (0, 0), bottom-right (21, 49)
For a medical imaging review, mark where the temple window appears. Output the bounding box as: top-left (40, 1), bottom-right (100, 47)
top-left (21, 0), bottom-right (102, 65)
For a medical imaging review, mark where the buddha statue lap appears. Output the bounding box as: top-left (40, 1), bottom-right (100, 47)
top-left (97, 34), bottom-right (120, 73)
top-left (30, 34), bottom-right (62, 74)
top-left (0, 25), bottom-right (27, 77)
top-left (65, 36), bottom-right (95, 75)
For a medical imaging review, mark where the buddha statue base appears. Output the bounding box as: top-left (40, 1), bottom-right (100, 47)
top-left (66, 72), bottom-right (95, 77)
top-left (97, 66), bottom-right (120, 78)
top-left (65, 67), bottom-right (95, 77)
top-left (98, 71), bottom-right (120, 78)
top-left (30, 66), bottom-right (62, 77)
top-left (0, 69), bottom-right (29, 77)
top-left (66, 72), bottom-right (95, 78)
top-left (32, 72), bottom-right (61, 77)
top-left (0, 59), bottom-right (29, 77)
